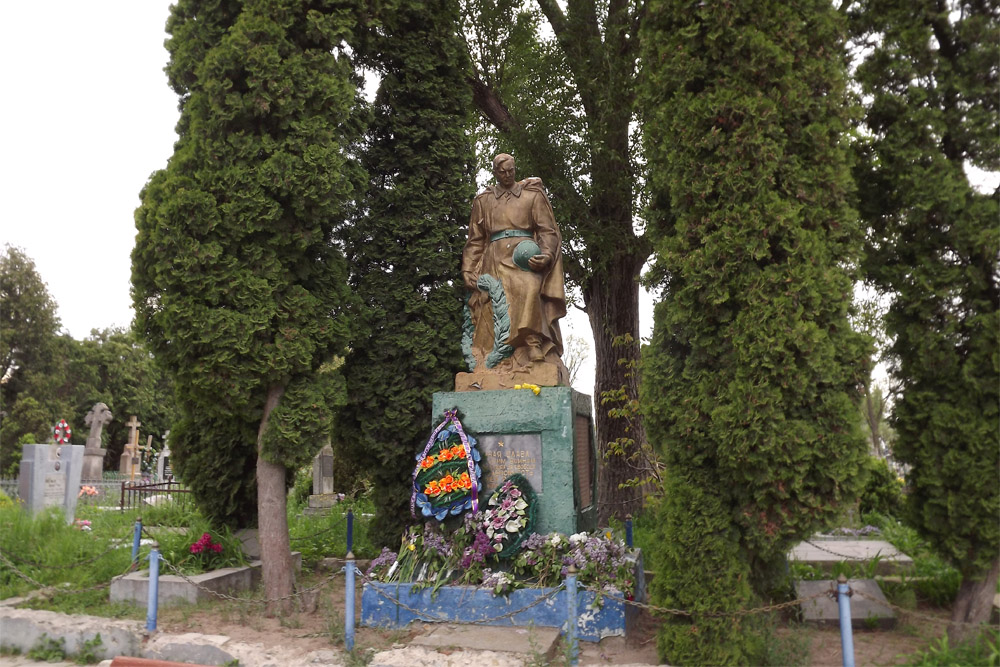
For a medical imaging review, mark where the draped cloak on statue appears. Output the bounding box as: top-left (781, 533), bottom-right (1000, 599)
top-left (461, 177), bottom-right (566, 366)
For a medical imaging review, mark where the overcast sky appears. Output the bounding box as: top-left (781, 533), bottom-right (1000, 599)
top-left (2, 2), bottom-right (179, 340)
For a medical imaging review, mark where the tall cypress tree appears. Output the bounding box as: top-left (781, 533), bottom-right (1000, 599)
top-left (132, 0), bottom-right (364, 608)
top-left (337, 0), bottom-right (475, 546)
top-left (640, 0), bottom-right (869, 661)
top-left (851, 0), bottom-right (999, 640)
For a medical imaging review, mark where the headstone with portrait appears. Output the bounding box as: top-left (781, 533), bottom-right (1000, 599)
top-left (18, 444), bottom-right (85, 523)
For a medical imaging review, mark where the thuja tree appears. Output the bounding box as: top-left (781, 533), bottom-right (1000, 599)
top-left (462, 0), bottom-right (651, 521)
top-left (132, 0), bottom-right (363, 608)
top-left (640, 0), bottom-right (869, 661)
top-left (337, 0), bottom-right (475, 547)
top-left (850, 0), bottom-right (999, 640)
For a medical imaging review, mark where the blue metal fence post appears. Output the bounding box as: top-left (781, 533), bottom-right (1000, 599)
top-left (566, 565), bottom-right (579, 666)
top-left (345, 551), bottom-right (356, 651)
top-left (836, 574), bottom-right (855, 667)
top-left (131, 517), bottom-right (142, 567)
top-left (625, 514), bottom-right (633, 549)
top-left (346, 509), bottom-right (354, 555)
top-left (146, 542), bottom-right (160, 632)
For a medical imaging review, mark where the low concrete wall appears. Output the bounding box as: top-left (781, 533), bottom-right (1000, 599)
top-left (0, 608), bottom-right (144, 660)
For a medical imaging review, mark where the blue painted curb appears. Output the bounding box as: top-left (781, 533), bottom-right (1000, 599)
top-left (360, 582), bottom-right (636, 641)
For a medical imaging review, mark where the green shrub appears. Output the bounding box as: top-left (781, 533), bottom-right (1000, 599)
top-left (859, 457), bottom-right (904, 517)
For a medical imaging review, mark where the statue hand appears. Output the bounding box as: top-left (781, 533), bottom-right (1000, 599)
top-left (528, 254), bottom-right (551, 271)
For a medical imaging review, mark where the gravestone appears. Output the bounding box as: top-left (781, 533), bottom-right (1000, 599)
top-left (81, 402), bottom-right (113, 480)
top-left (312, 444), bottom-right (335, 495)
top-left (156, 433), bottom-right (173, 480)
top-left (119, 415), bottom-right (142, 478)
top-left (17, 444), bottom-right (85, 523)
top-left (306, 443), bottom-right (340, 516)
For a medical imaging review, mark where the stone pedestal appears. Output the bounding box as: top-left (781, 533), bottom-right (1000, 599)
top-left (432, 386), bottom-right (597, 536)
top-left (81, 448), bottom-right (106, 481)
top-left (455, 360), bottom-right (568, 392)
top-left (17, 444), bottom-right (85, 523)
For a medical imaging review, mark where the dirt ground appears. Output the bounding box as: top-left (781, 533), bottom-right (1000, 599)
top-left (154, 570), bottom-right (948, 666)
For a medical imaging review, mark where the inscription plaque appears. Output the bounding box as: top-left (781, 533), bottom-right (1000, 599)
top-left (43, 474), bottom-right (66, 506)
top-left (478, 434), bottom-right (542, 493)
top-left (322, 454), bottom-right (334, 478)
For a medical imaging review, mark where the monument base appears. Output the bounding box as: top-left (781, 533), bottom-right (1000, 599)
top-left (432, 386), bottom-right (597, 536)
top-left (81, 449), bottom-right (106, 481)
top-left (361, 582), bottom-right (636, 641)
top-left (455, 360), bottom-right (568, 392)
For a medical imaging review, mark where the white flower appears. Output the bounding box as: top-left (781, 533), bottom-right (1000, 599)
top-left (549, 534), bottom-right (564, 546)
top-left (569, 532), bottom-right (588, 545)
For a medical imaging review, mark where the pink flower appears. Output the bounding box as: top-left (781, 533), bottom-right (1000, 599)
top-left (211, 543), bottom-right (223, 553)
top-left (190, 543), bottom-right (203, 554)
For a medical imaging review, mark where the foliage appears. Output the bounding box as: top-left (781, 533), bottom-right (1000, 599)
top-left (336, 0), bottom-right (474, 548)
top-left (849, 0), bottom-right (1000, 594)
top-left (859, 456), bottom-right (904, 517)
top-left (132, 0), bottom-right (364, 531)
top-left (287, 496), bottom-right (379, 565)
top-left (27, 634), bottom-right (66, 662)
top-left (640, 0), bottom-right (869, 661)
top-left (75, 633), bottom-right (104, 665)
top-left (462, 0), bottom-right (650, 521)
top-left (907, 628), bottom-right (1000, 666)
top-left (866, 512), bottom-right (962, 607)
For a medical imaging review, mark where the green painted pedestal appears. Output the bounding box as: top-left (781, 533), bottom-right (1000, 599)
top-left (432, 387), bottom-right (597, 535)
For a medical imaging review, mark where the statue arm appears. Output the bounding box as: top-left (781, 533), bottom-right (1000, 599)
top-left (531, 189), bottom-right (561, 261)
top-left (462, 197), bottom-right (487, 290)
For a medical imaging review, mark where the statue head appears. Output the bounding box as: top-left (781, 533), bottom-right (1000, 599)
top-left (493, 153), bottom-right (516, 190)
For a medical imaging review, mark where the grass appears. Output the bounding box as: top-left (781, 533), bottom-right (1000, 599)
top-left (0, 488), bottom-right (378, 616)
top-left (906, 628), bottom-right (1000, 666)
top-left (287, 494), bottom-right (379, 566)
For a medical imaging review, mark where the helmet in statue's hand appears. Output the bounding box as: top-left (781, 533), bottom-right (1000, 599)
top-left (513, 239), bottom-right (541, 271)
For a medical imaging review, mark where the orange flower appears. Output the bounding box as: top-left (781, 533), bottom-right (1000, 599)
top-left (438, 448), bottom-right (454, 461)
top-left (425, 480), bottom-right (441, 496)
top-left (451, 446), bottom-right (467, 459)
top-left (420, 456), bottom-right (436, 469)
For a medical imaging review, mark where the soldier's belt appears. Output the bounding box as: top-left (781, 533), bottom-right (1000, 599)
top-left (489, 230), bottom-right (533, 242)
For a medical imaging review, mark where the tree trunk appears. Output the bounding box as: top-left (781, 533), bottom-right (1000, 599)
top-left (256, 383), bottom-right (295, 616)
top-left (585, 251), bottom-right (647, 524)
top-left (948, 557), bottom-right (999, 644)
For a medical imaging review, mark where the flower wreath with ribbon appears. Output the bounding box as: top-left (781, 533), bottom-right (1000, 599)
top-left (53, 419), bottom-right (72, 444)
top-left (411, 408), bottom-right (483, 521)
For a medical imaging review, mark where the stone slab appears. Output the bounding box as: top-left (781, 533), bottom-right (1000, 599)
top-left (789, 539), bottom-right (913, 574)
top-left (432, 387), bottom-right (596, 536)
top-left (361, 582), bottom-right (636, 642)
top-left (411, 624), bottom-right (561, 660)
top-left (109, 553), bottom-right (300, 607)
top-left (796, 579), bottom-right (897, 629)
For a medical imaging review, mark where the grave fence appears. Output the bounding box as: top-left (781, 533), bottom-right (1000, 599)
top-left (120, 478), bottom-right (192, 512)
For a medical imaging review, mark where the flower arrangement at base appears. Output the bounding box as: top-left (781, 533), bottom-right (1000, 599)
top-left (411, 409), bottom-right (482, 521)
top-left (157, 524), bottom-right (248, 575)
top-left (482, 474), bottom-right (536, 558)
top-left (368, 520), bottom-right (637, 604)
